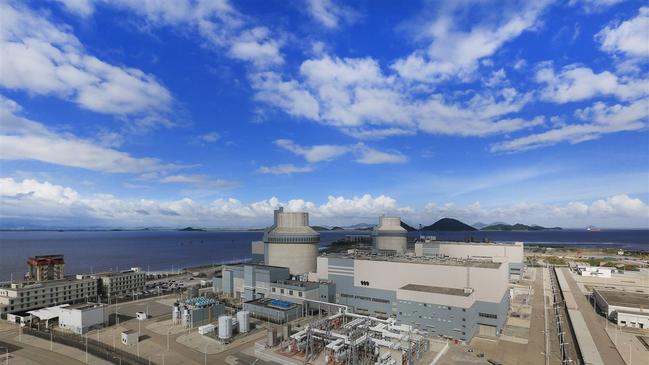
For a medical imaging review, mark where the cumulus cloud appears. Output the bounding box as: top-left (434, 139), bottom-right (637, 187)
top-left (305, 0), bottom-right (358, 29)
top-left (0, 1), bottom-right (172, 116)
top-left (0, 178), bottom-right (412, 226)
top-left (0, 95), bottom-right (177, 173)
top-left (536, 64), bottom-right (648, 103)
top-left (392, 1), bottom-right (551, 83)
top-left (229, 27), bottom-right (283, 67)
top-left (491, 98), bottom-right (648, 152)
top-left (254, 55), bottom-right (538, 138)
top-left (596, 7), bottom-right (649, 58)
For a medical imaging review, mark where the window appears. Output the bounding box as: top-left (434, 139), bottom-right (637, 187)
top-left (479, 312), bottom-right (497, 319)
top-left (298, 292), bottom-right (303, 297)
top-left (271, 288), bottom-right (276, 292)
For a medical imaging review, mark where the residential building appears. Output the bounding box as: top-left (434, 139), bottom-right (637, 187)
top-left (0, 275), bottom-right (98, 319)
top-left (92, 270), bottom-right (145, 298)
top-left (26, 255), bottom-right (65, 281)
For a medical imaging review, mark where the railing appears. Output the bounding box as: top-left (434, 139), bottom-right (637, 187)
top-left (23, 327), bottom-right (154, 365)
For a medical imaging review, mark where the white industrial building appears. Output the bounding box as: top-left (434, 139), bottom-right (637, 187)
top-left (372, 216), bottom-right (408, 254)
top-left (317, 252), bottom-right (510, 340)
top-left (121, 330), bottom-right (138, 346)
top-left (58, 302), bottom-right (108, 334)
top-left (264, 208), bottom-right (320, 275)
top-left (0, 275), bottom-right (98, 319)
top-left (575, 265), bottom-right (612, 278)
top-left (593, 289), bottom-right (649, 329)
top-left (415, 239), bottom-right (525, 279)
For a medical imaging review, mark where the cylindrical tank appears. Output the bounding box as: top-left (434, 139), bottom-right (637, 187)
top-left (172, 305), bottom-right (180, 324)
top-left (264, 207), bottom-right (320, 275)
top-left (237, 311), bottom-right (250, 333)
top-left (218, 315), bottom-right (232, 339)
top-left (372, 216), bottom-right (407, 254)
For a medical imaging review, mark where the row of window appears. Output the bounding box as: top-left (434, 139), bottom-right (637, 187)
top-left (339, 293), bottom-right (390, 304)
top-left (271, 287), bottom-right (304, 297)
top-left (479, 312), bottom-right (498, 319)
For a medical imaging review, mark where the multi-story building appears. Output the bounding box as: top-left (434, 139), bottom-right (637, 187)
top-left (268, 280), bottom-right (321, 304)
top-left (92, 270), bottom-right (145, 298)
top-left (316, 252), bottom-right (510, 341)
top-left (0, 275), bottom-right (98, 318)
top-left (26, 255), bottom-right (65, 281)
top-left (415, 239), bottom-right (525, 279)
top-left (215, 264), bottom-right (290, 301)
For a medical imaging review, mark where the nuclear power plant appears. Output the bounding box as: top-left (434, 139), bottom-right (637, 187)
top-left (264, 207), bottom-right (319, 275)
top-left (372, 216), bottom-right (407, 254)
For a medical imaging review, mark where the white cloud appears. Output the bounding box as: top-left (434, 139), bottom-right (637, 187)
top-left (273, 139), bottom-right (407, 165)
top-left (596, 7), bottom-right (649, 58)
top-left (256, 55), bottom-right (537, 138)
top-left (53, 0), bottom-right (94, 16)
top-left (274, 139), bottom-right (350, 163)
top-left (423, 194), bottom-right (649, 228)
top-left (0, 95), bottom-right (177, 173)
top-left (256, 164), bottom-right (314, 175)
top-left (355, 144), bottom-right (407, 164)
top-left (228, 27), bottom-right (283, 67)
top-left (2, 177), bottom-right (645, 228)
top-left (0, 178), bottom-right (412, 226)
top-left (491, 98), bottom-right (648, 152)
top-left (392, 1), bottom-right (550, 82)
top-left (305, 0), bottom-right (357, 29)
top-left (196, 132), bottom-right (221, 143)
top-left (569, 0), bottom-right (624, 13)
top-left (536, 64), bottom-right (648, 103)
top-left (0, 2), bottom-right (172, 116)
top-left (159, 174), bottom-right (237, 188)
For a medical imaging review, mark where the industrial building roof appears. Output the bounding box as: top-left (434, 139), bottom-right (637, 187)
top-left (399, 284), bottom-right (473, 297)
top-left (415, 240), bottom-right (523, 247)
top-left (271, 280), bottom-right (320, 290)
top-left (595, 289), bottom-right (649, 308)
top-left (246, 297), bottom-right (299, 311)
top-left (65, 303), bottom-right (106, 311)
top-left (322, 252), bottom-right (501, 268)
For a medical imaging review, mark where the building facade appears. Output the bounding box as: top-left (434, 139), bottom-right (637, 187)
top-left (268, 280), bottom-right (321, 304)
top-left (415, 240), bottom-right (525, 279)
top-left (593, 289), bottom-right (649, 329)
top-left (217, 264), bottom-right (290, 301)
top-left (317, 253), bottom-right (510, 341)
top-left (0, 275), bottom-right (98, 318)
top-left (92, 270), bottom-right (146, 298)
top-left (264, 207), bottom-right (320, 275)
top-left (27, 255), bottom-right (65, 281)
top-left (59, 302), bottom-right (108, 334)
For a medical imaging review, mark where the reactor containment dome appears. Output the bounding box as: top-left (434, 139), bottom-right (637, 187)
top-left (372, 216), bottom-right (407, 254)
top-left (264, 207), bottom-right (319, 275)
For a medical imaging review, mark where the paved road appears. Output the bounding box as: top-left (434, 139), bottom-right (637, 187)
top-left (561, 268), bottom-right (625, 365)
top-left (0, 325), bottom-right (89, 365)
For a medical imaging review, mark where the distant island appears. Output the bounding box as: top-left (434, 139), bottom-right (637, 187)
top-left (481, 223), bottom-right (562, 231)
top-left (177, 227), bottom-right (206, 231)
top-left (422, 218), bottom-right (478, 231)
top-left (401, 221), bottom-right (417, 232)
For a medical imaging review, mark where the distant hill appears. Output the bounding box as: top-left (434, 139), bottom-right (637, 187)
top-left (481, 223), bottom-right (562, 231)
top-left (344, 223), bottom-right (374, 230)
top-left (401, 221), bottom-right (417, 232)
top-left (422, 218), bottom-right (477, 231)
top-left (311, 225), bottom-right (331, 231)
top-left (178, 227), bottom-right (205, 231)
top-left (331, 226), bottom-right (345, 231)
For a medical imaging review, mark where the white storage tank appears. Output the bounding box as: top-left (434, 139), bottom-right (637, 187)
top-left (237, 311), bottom-right (250, 333)
top-left (218, 315), bottom-right (232, 339)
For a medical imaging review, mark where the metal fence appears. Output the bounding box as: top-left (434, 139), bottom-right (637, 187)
top-left (23, 327), bottom-right (155, 365)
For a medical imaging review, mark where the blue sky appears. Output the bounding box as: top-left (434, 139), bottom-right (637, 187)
top-left (1, 0), bottom-right (648, 228)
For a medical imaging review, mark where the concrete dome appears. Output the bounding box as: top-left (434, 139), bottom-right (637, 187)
top-left (264, 208), bottom-right (319, 275)
top-left (373, 216), bottom-right (407, 254)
